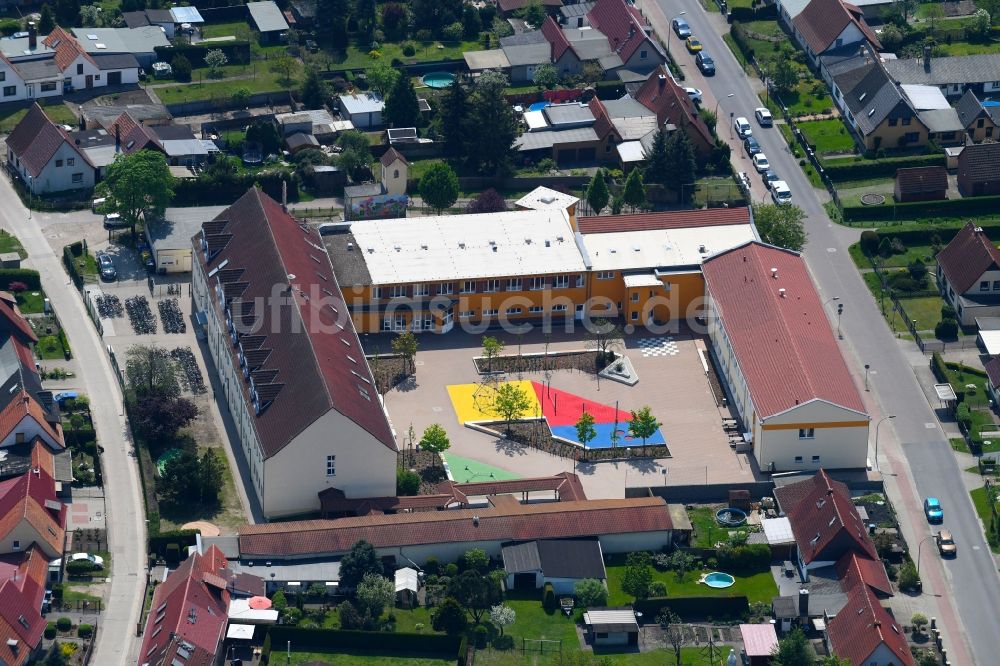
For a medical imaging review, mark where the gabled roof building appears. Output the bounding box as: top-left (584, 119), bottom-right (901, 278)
top-left (5, 103), bottom-right (95, 194)
top-left (825, 583), bottom-right (914, 665)
top-left (792, 0), bottom-right (880, 66)
top-left (936, 221), bottom-right (1000, 327)
top-left (957, 142), bottom-right (1000, 199)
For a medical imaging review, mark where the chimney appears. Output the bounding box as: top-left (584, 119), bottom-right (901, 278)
top-left (923, 45), bottom-right (931, 71)
top-left (771, 267), bottom-right (778, 279)
top-left (114, 124), bottom-right (121, 153)
top-left (27, 22), bottom-right (36, 50)
top-left (778, 288), bottom-right (786, 298)
top-left (798, 589), bottom-right (810, 617)
top-left (658, 74), bottom-right (666, 88)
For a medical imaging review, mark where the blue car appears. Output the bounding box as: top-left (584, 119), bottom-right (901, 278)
top-left (924, 497), bottom-right (943, 522)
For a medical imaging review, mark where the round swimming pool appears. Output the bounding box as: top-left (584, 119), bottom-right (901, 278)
top-left (421, 71), bottom-right (456, 88)
top-left (715, 507), bottom-right (747, 527)
top-left (703, 572), bottom-right (735, 589)
top-left (528, 101), bottom-right (550, 112)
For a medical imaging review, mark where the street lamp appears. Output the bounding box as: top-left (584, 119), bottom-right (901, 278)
top-left (666, 11), bottom-right (686, 55)
top-left (864, 364), bottom-right (871, 391)
top-left (715, 93), bottom-right (734, 132)
top-left (916, 534), bottom-right (937, 577)
top-left (873, 414), bottom-right (895, 471)
top-left (837, 303), bottom-right (844, 339)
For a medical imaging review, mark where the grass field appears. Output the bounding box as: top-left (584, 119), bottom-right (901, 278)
top-left (604, 556), bottom-right (777, 606)
top-left (0, 100), bottom-right (77, 133)
top-left (199, 21), bottom-right (252, 40)
top-left (688, 507), bottom-right (724, 548)
top-left (332, 40), bottom-right (484, 70)
top-left (154, 63), bottom-right (297, 105)
top-left (0, 230), bottom-right (25, 258)
top-left (15, 290), bottom-right (45, 314)
top-left (797, 119), bottom-right (855, 155)
top-left (474, 646), bottom-right (736, 666)
top-left (847, 241), bottom-right (938, 269)
top-left (969, 486), bottom-right (1000, 553)
top-left (286, 651), bottom-right (455, 665)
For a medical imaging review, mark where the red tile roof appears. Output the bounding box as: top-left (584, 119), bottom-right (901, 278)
top-left (0, 391), bottom-right (63, 449)
top-left (438, 471), bottom-right (587, 504)
top-left (109, 111), bottom-right (163, 155)
top-left (702, 242), bottom-right (867, 419)
top-left (895, 166), bottom-right (947, 195)
top-left (5, 103), bottom-right (92, 178)
top-left (792, 0), bottom-right (881, 55)
top-left (0, 568), bottom-right (45, 666)
top-left (0, 300), bottom-right (37, 345)
top-left (195, 188), bottom-right (395, 458)
top-left (541, 16), bottom-right (574, 62)
top-left (42, 27), bottom-right (96, 72)
top-left (587, 0), bottom-right (653, 63)
top-left (827, 584), bottom-right (914, 666)
top-left (138, 545), bottom-right (234, 666)
top-left (240, 496), bottom-right (673, 557)
top-left (836, 550), bottom-right (893, 598)
top-left (632, 67), bottom-right (715, 156)
top-left (936, 222), bottom-right (1000, 296)
top-left (986, 356), bottom-right (1000, 391)
top-left (578, 207), bottom-right (751, 234)
top-left (0, 465), bottom-right (65, 559)
top-left (379, 146), bottom-right (408, 167)
top-left (588, 97), bottom-right (617, 142)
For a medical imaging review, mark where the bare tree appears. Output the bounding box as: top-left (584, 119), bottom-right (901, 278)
top-left (656, 609), bottom-right (686, 666)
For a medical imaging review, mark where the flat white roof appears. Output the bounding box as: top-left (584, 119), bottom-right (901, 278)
top-left (524, 110), bottom-right (548, 131)
top-left (515, 186), bottom-right (579, 211)
top-left (762, 516), bottom-right (794, 545)
top-left (351, 209), bottom-right (587, 284)
top-left (228, 599), bottom-right (279, 624)
top-left (226, 623), bottom-right (255, 640)
top-left (980, 329), bottom-right (1000, 356)
top-left (395, 567), bottom-right (419, 593)
top-left (616, 141), bottom-right (646, 163)
top-left (583, 224), bottom-right (757, 272)
top-left (583, 609), bottom-right (637, 626)
top-left (902, 84), bottom-right (951, 110)
top-left (623, 273), bottom-right (662, 288)
top-left (340, 93), bottom-right (384, 115)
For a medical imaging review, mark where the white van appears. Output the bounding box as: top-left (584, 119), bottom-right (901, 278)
top-left (91, 197), bottom-right (106, 213)
top-left (103, 212), bottom-right (127, 229)
top-left (771, 181), bottom-right (792, 205)
top-left (733, 116), bottom-right (752, 138)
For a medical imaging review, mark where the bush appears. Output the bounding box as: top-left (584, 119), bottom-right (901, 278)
top-left (649, 580), bottom-right (668, 597)
top-left (842, 192), bottom-right (1000, 222)
top-left (164, 543), bottom-right (180, 564)
top-left (935, 318), bottom-right (958, 340)
top-left (911, 613), bottom-right (928, 632)
top-left (171, 55), bottom-right (192, 82)
top-left (887, 272), bottom-right (919, 293)
top-left (424, 556), bottom-right (440, 576)
top-left (542, 582), bottom-right (557, 611)
top-left (51, 583), bottom-right (63, 601)
top-left (956, 403), bottom-right (971, 429)
top-left (941, 304), bottom-right (956, 320)
top-left (402, 42), bottom-right (416, 56)
top-left (574, 578), bottom-right (608, 607)
top-left (45, 623), bottom-right (57, 639)
top-left (66, 559), bottom-right (99, 577)
top-left (471, 624), bottom-right (489, 648)
top-left (396, 468), bottom-right (420, 495)
top-left (931, 352), bottom-right (949, 383)
top-left (442, 21), bottom-right (464, 41)
top-left (860, 230), bottom-right (880, 256)
top-left (444, 563), bottom-right (459, 577)
top-left (77, 624), bottom-right (93, 639)
top-left (823, 153), bottom-right (945, 182)
top-left (716, 543), bottom-right (770, 571)
top-left (56, 617), bottom-right (72, 632)
top-left (0, 269), bottom-right (40, 291)
top-left (898, 562), bottom-right (920, 591)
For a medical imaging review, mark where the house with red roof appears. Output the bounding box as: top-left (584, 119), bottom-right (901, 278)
top-left (824, 583), bottom-right (914, 665)
top-left (935, 222), bottom-right (1000, 327)
top-left (703, 242), bottom-right (869, 471)
top-left (6, 103), bottom-right (95, 194)
top-left (586, 0), bottom-right (664, 74)
top-left (0, 547), bottom-right (49, 666)
top-left (791, 0), bottom-right (881, 68)
top-left (192, 188), bottom-right (398, 518)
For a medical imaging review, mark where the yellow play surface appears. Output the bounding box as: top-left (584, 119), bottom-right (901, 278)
top-left (445, 380), bottom-right (542, 424)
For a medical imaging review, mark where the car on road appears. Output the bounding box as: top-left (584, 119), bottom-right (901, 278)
top-left (672, 18), bottom-right (691, 39)
top-left (684, 87), bottom-right (702, 104)
top-left (755, 107), bottom-right (773, 126)
top-left (924, 497), bottom-right (943, 522)
top-left (743, 136), bottom-right (761, 156)
top-left (97, 253), bottom-right (116, 282)
top-left (733, 116), bottom-right (752, 139)
top-left (770, 181), bottom-right (792, 205)
top-left (685, 37), bottom-right (703, 53)
top-left (936, 530), bottom-right (957, 556)
top-left (696, 52), bottom-right (715, 75)
top-left (762, 169), bottom-right (780, 189)
top-left (752, 153), bottom-right (770, 172)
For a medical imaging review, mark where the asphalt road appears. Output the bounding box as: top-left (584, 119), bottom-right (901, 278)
top-left (647, 1), bottom-right (998, 662)
top-left (0, 185), bottom-right (146, 663)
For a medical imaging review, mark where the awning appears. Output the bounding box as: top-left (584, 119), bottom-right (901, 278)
top-left (616, 141), bottom-right (646, 163)
top-left (226, 624), bottom-right (255, 640)
top-left (623, 273), bottom-right (662, 288)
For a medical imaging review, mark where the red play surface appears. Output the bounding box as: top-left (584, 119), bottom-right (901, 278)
top-left (530, 381), bottom-right (627, 426)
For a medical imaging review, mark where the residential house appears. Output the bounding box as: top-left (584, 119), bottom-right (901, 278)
top-left (936, 222), bottom-right (1000, 327)
top-left (958, 142), bottom-right (1000, 197)
top-left (497, 0), bottom-right (563, 15)
top-left (586, 0), bottom-right (664, 76)
top-left (502, 538), bottom-right (607, 593)
top-left (49, 27), bottom-right (139, 89)
top-left (893, 166), bottom-right (947, 202)
top-left (122, 8), bottom-right (176, 38)
top-left (247, 1), bottom-right (290, 44)
top-left (824, 583), bottom-right (914, 665)
top-left (955, 89), bottom-right (1000, 143)
top-left (338, 93), bottom-right (383, 128)
top-left (560, 2), bottom-right (595, 28)
top-left (108, 111), bottom-right (211, 166)
top-left (792, 0), bottom-right (881, 69)
top-left (0, 547), bottom-right (49, 666)
top-left (0, 465), bottom-right (65, 559)
top-left (703, 243), bottom-right (870, 471)
top-left (627, 67), bottom-right (715, 164)
top-left (192, 188), bottom-right (398, 518)
top-left (885, 51), bottom-right (1000, 99)
top-left (5, 103), bottom-right (95, 194)
top-left (379, 147), bottom-right (408, 196)
top-left (516, 102), bottom-right (602, 163)
top-left (71, 27), bottom-right (171, 68)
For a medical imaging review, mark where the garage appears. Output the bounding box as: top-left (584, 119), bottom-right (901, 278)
top-left (107, 71), bottom-right (122, 85)
top-left (150, 205), bottom-right (227, 275)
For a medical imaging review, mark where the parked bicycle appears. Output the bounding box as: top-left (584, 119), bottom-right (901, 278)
top-left (125, 296), bottom-right (156, 334)
top-left (95, 294), bottom-right (123, 319)
top-left (171, 346), bottom-right (205, 394)
top-left (157, 298), bottom-right (186, 334)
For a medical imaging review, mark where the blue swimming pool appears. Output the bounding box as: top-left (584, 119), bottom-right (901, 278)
top-left (703, 572), bottom-right (735, 589)
top-left (421, 71), bottom-right (456, 88)
top-left (528, 101), bottom-right (550, 112)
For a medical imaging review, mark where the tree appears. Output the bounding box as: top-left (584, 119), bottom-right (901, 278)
top-left (907, 259), bottom-right (928, 284)
top-left (898, 562), bottom-right (920, 591)
top-left (171, 55), bottom-right (192, 82)
top-left (462, 4), bottom-right (483, 39)
top-left (316, 0), bottom-right (349, 48)
top-left (133, 395), bottom-right (197, 447)
top-left (159, 449), bottom-right (223, 506)
top-left (391, 331), bottom-right (418, 375)
top-left (271, 589), bottom-right (288, 612)
top-left (628, 406), bottom-right (660, 445)
top-left (419, 162), bottom-right (460, 213)
top-left (621, 551), bottom-right (653, 600)
top-left (467, 188), bottom-right (507, 214)
top-left (467, 71), bottom-right (518, 175)
top-left (771, 628), bottom-right (811, 666)
top-left (355, 573), bottom-right (394, 619)
top-left (860, 229), bottom-right (879, 256)
top-left (667, 131), bottom-right (697, 200)
top-left (381, 3), bottom-right (408, 41)
top-left (396, 468), bottom-right (420, 495)
top-left (99, 150), bottom-right (173, 234)
top-left (432, 597), bottom-right (469, 634)
top-left (588, 317), bottom-right (621, 367)
top-left (520, 0), bottom-right (547, 28)
top-left (439, 80), bottom-right (469, 158)
top-left (339, 540), bottom-right (383, 589)
top-left (622, 168), bottom-right (646, 212)
top-left (657, 609), bottom-right (685, 666)
top-left (231, 87), bottom-right (252, 108)
top-left (38, 5), bottom-right (54, 34)
top-left (644, 126), bottom-right (671, 185)
top-left (481, 335), bottom-right (505, 372)
top-left (79, 4), bottom-right (102, 27)
top-left (925, 3), bottom-right (945, 33)
top-left (494, 383), bottom-right (532, 434)
top-left (753, 203), bottom-right (808, 251)
top-left (911, 612), bottom-right (929, 633)
top-left (355, 0), bottom-right (377, 42)
top-left (368, 60), bottom-right (400, 97)
top-left (54, 0), bottom-right (77, 26)
top-left (463, 548), bottom-right (489, 573)
top-left (575, 412), bottom-right (597, 449)
top-left (971, 9), bottom-right (992, 38)
top-left (490, 604), bottom-right (516, 635)
top-left (386, 70), bottom-right (421, 127)
top-left (573, 578), bottom-right (608, 607)
top-left (246, 122), bottom-right (281, 155)
top-left (204, 49), bottom-right (228, 77)
top-left (447, 570), bottom-right (501, 623)
top-left (125, 345), bottom-right (179, 397)
top-left (197, 449), bottom-right (225, 505)
top-left (337, 130), bottom-right (374, 181)
top-left (585, 169), bottom-right (610, 214)
top-left (268, 55), bottom-right (298, 87)
top-left (773, 57), bottom-right (798, 96)
top-left (419, 424), bottom-right (451, 464)
top-left (533, 63), bottom-right (559, 90)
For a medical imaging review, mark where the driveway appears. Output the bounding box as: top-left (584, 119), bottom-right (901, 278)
top-left (642, 0), bottom-right (996, 662)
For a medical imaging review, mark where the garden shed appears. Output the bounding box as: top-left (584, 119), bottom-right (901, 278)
top-left (582, 608), bottom-right (639, 647)
top-left (502, 538), bottom-right (606, 594)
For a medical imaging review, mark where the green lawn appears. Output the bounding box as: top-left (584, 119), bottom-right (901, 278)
top-left (36, 334), bottom-right (68, 360)
top-left (475, 646), bottom-right (736, 666)
top-left (408, 158), bottom-right (446, 181)
top-left (154, 64), bottom-right (297, 105)
top-left (688, 507), bottom-right (724, 548)
top-left (15, 290), bottom-right (45, 314)
top-left (61, 588), bottom-right (102, 606)
top-left (0, 230), bottom-right (25, 258)
top-left (604, 556), bottom-right (778, 606)
top-left (0, 100), bottom-right (76, 133)
top-left (969, 486), bottom-right (1000, 553)
top-left (332, 40), bottom-right (484, 70)
top-left (286, 650), bottom-right (455, 665)
top-left (694, 177), bottom-right (744, 207)
top-left (797, 119), bottom-right (855, 155)
top-left (893, 294), bottom-right (945, 333)
top-left (942, 362), bottom-right (990, 409)
top-left (847, 240), bottom-right (940, 270)
top-left (951, 437), bottom-right (970, 453)
top-left (504, 591), bottom-right (580, 645)
top-left (199, 21), bottom-right (252, 40)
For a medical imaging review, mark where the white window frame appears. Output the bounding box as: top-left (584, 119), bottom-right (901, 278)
top-left (506, 307), bottom-right (523, 315)
top-left (798, 428), bottom-right (815, 439)
top-left (413, 283), bottom-right (429, 297)
top-left (438, 282), bottom-right (454, 295)
top-left (485, 279), bottom-right (500, 293)
top-left (326, 455), bottom-right (336, 476)
top-left (553, 275), bottom-right (569, 289)
top-left (597, 271), bottom-right (615, 280)
top-left (462, 280), bottom-right (476, 294)
top-left (507, 278), bottom-right (522, 291)
top-left (389, 285), bottom-right (406, 298)
top-left (530, 277), bottom-right (545, 290)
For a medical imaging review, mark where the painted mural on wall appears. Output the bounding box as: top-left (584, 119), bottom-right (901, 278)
top-left (350, 194), bottom-right (409, 220)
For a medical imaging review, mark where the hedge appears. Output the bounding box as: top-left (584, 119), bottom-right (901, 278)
top-left (931, 352), bottom-right (949, 384)
top-left (148, 529), bottom-right (199, 558)
top-left (728, 5), bottom-right (777, 22)
top-left (0, 268), bottom-right (40, 291)
top-left (63, 244), bottom-right (84, 290)
top-left (173, 171), bottom-right (299, 206)
top-left (260, 627), bottom-right (464, 664)
top-left (632, 595), bottom-right (750, 620)
top-left (861, 219), bottom-right (1000, 246)
top-left (823, 153), bottom-right (945, 182)
top-left (842, 193), bottom-right (1000, 223)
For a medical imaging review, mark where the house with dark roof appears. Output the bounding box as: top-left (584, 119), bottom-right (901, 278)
top-left (893, 166), bottom-right (947, 202)
top-left (703, 243), bottom-right (870, 471)
top-left (503, 538), bottom-right (607, 593)
top-left (122, 8), bottom-right (176, 38)
top-left (5, 103), bottom-right (95, 194)
top-left (954, 90), bottom-right (1000, 143)
top-left (791, 0), bottom-right (880, 68)
top-left (935, 222), bottom-right (1000, 327)
top-left (192, 188), bottom-right (398, 518)
top-left (885, 50), bottom-right (1000, 99)
top-left (958, 142), bottom-right (1000, 199)
top-left (824, 583), bottom-right (914, 665)
top-left (247, 1), bottom-right (290, 44)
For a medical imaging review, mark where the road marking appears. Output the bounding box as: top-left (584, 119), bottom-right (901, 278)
top-left (925, 422), bottom-right (936, 429)
top-left (973, 545), bottom-right (981, 550)
top-left (415, 360), bottom-right (425, 366)
top-left (827, 247), bottom-right (836, 253)
top-left (432, 406), bottom-right (442, 412)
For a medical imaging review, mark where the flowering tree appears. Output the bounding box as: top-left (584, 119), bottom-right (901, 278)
top-left (490, 604), bottom-right (516, 635)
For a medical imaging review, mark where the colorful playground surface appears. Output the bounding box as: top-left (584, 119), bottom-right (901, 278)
top-left (443, 454), bottom-right (521, 483)
top-left (445, 380), bottom-right (665, 449)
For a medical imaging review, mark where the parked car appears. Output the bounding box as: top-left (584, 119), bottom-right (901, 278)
top-left (97, 253), bottom-right (116, 282)
top-left (924, 497), bottom-right (943, 522)
top-left (672, 18), bottom-right (691, 38)
top-left (771, 181), bottom-right (792, 205)
top-left (743, 136), bottom-right (761, 156)
top-left (685, 36), bottom-right (703, 53)
top-left (684, 87), bottom-right (702, 104)
top-left (696, 52), bottom-right (715, 75)
top-left (755, 107), bottom-right (773, 126)
top-left (91, 197), bottom-right (106, 213)
top-left (752, 153), bottom-right (770, 172)
top-left (103, 213), bottom-right (128, 229)
top-left (762, 169), bottom-right (780, 189)
top-left (936, 530), bottom-right (957, 556)
top-left (733, 116), bottom-right (752, 139)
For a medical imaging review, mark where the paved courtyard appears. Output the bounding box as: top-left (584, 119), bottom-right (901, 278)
top-left (372, 328), bottom-right (759, 499)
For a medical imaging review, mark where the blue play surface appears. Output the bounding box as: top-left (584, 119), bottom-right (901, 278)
top-left (550, 422), bottom-right (666, 449)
